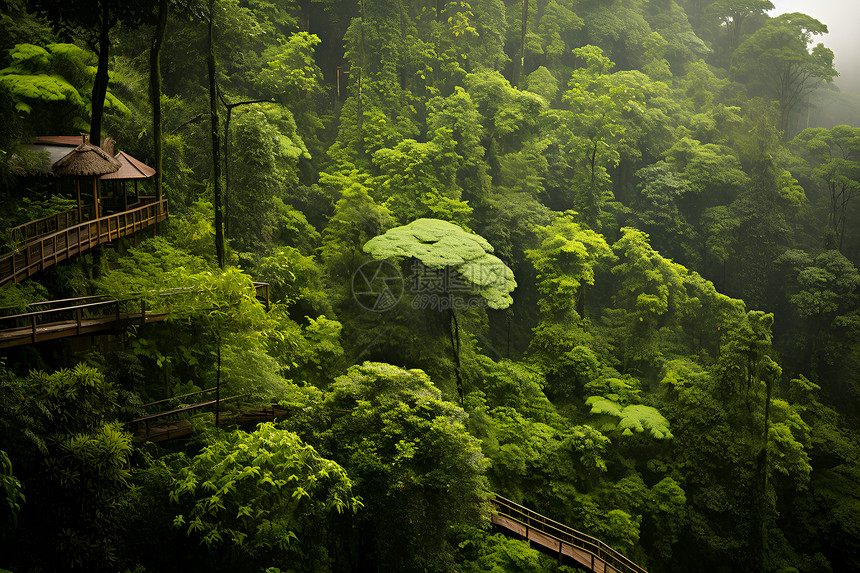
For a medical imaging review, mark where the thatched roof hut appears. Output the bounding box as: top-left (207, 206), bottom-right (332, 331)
top-left (51, 141), bottom-right (121, 177)
top-left (51, 138), bottom-right (121, 220)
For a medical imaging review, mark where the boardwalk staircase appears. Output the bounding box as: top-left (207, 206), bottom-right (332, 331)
top-left (490, 494), bottom-right (647, 573)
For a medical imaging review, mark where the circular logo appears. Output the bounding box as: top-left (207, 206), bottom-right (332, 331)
top-left (352, 260), bottom-right (404, 312)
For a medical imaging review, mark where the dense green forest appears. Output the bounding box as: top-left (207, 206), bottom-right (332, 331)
top-left (1, 0), bottom-right (859, 571)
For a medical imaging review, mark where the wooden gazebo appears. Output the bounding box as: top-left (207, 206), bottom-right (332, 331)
top-left (51, 136), bottom-right (121, 220)
top-left (100, 150), bottom-right (157, 212)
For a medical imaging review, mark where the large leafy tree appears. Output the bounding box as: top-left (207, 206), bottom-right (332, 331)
top-left (526, 210), bottom-right (615, 322)
top-left (285, 362), bottom-right (489, 571)
top-left (732, 12), bottom-right (836, 136)
top-left (562, 45), bottom-right (650, 228)
top-left (169, 423), bottom-right (360, 572)
top-left (32, 0), bottom-right (155, 142)
top-left (364, 218), bottom-right (516, 310)
top-left (320, 169), bottom-right (393, 285)
top-left (776, 249), bottom-right (860, 379)
top-left (792, 125), bottom-right (860, 251)
top-left (0, 42), bottom-right (129, 134)
top-left (704, 0), bottom-right (774, 52)
top-left (0, 365), bottom-right (134, 571)
top-left (372, 133), bottom-right (473, 226)
top-left (610, 227), bottom-right (687, 370)
top-left (227, 103), bottom-right (311, 254)
top-left (364, 218), bottom-right (516, 402)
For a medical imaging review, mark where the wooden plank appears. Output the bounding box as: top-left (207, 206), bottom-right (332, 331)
top-left (0, 312), bottom-right (170, 348)
top-left (527, 528), bottom-right (561, 552)
top-left (561, 543), bottom-right (594, 569)
top-left (491, 513), bottom-right (527, 538)
top-left (134, 420), bottom-right (192, 443)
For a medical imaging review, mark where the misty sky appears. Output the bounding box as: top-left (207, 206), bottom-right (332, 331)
top-left (770, 0), bottom-right (860, 93)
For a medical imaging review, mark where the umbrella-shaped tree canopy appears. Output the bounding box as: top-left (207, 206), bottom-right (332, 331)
top-left (363, 218), bottom-right (516, 309)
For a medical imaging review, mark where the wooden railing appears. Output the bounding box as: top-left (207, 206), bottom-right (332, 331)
top-left (127, 392), bottom-right (259, 441)
top-left (0, 282), bottom-right (271, 349)
top-left (255, 281), bottom-right (270, 311)
top-left (8, 205), bottom-right (93, 245)
top-left (0, 297), bottom-right (167, 348)
top-left (490, 494), bottom-right (647, 573)
top-left (0, 198), bottom-right (168, 286)
top-left (140, 387), bottom-right (217, 410)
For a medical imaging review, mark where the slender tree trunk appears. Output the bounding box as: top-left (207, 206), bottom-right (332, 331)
top-left (587, 141), bottom-right (599, 226)
top-left (763, 376), bottom-right (773, 456)
top-left (357, 0), bottom-right (365, 140)
top-left (729, 13), bottom-right (746, 51)
top-left (506, 309), bottom-right (512, 358)
top-left (519, 0), bottom-right (528, 87)
top-left (448, 307), bottom-right (463, 405)
top-left (224, 107), bottom-right (232, 238)
top-left (207, 0), bottom-right (225, 269)
top-left (576, 286), bottom-right (586, 319)
top-left (90, 4), bottom-right (111, 144)
top-left (755, 372), bottom-right (775, 571)
top-left (150, 0), bottom-right (168, 201)
top-left (838, 187), bottom-right (849, 253)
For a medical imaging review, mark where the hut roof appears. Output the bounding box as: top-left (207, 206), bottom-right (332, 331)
top-left (51, 142), bottom-right (121, 177)
top-left (100, 151), bottom-right (156, 180)
top-left (33, 135), bottom-right (85, 147)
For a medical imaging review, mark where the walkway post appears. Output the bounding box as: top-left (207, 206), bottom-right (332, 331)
top-left (215, 341), bottom-right (221, 427)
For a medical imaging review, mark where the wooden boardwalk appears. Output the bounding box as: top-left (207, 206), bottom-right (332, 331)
top-left (0, 282), bottom-right (270, 349)
top-left (0, 198), bottom-right (168, 286)
top-left (490, 495), bottom-right (647, 573)
top-left (121, 395), bottom-right (646, 573)
top-left (127, 387), bottom-right (286, 442)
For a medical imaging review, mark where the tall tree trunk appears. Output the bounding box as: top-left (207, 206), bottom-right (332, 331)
top-left (224, 106), bottom-right (232, 238)
top-left (150, 0), bottom-right (168, 201)
top-left (207, 0), bottom-right (225, 269)
top-left (90, 3), bottom-right (111, 144)
top-left (506, 309), bottom-right (512, 358)
top-left (519, 0), bottom-right (528, 87)
top-left (576, 286), bottom-right (586, 319)
top-left (448, 307), bottom-right (463, 405)
top-left (729, 13), bottom-right (746, 51)
top-left (755, 371), bottom-right (775, 571)
top-left (357, 0), bottom-right (365, 141)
